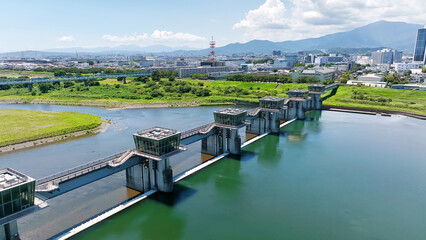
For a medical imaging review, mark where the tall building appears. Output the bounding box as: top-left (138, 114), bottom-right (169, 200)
top-left (371, 49), bottom-right (394, 64)
top-left (413, 27), bottom-right (426, 64)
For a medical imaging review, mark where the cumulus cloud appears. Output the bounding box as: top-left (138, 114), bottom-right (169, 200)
top-left (102, 30), bottom-right (206, 46)
top-left (233, 0), bottom-right (288, 30)
top-left (58, 36), bottom-right (75, 42)
top-left (233, 0), bottom-right (426, 42)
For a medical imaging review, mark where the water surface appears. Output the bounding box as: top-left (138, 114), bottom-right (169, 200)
top-left (74, 111), bottom-right (426, 240)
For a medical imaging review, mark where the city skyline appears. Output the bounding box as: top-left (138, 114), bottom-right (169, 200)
top-left (1, 0), bottom-right (426, 52)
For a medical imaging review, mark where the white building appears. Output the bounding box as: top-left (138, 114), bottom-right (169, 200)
top-left (410, 69), bottom-right (426, 83)
top-left (347, 80), bottom-right (388, 88)
top-left (292, 68), bottom-right (335, 82)
top-left (376, 64), bottom-right (390, 72)
top-left (314, 57), bottom-right (328, 65)
top-left (358, 73), bottom-right (385, 82)
top-left (273, 59), bottom-right (293, 69)
top-left (394, 63), bottom-right (420, 72)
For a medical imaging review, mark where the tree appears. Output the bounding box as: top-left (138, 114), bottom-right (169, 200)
top-left (88, 60), bottom-right (95, 66)
top-left (339, 73), bottom-right (350, 84)
top-left (38, 83), bottom-right (53, 93)
top-left (54, 70), bottom-right (67, 77)
top-left (422, 67), bottom-right (426, 73)
top-left (295, 76), bottom-right (319, 83)
top-left (151, 70), bottom-right (160, 81)
top-left (135, 76), bottom-right (149, 83)
top-left (403, 70), bottom-right (412, 77)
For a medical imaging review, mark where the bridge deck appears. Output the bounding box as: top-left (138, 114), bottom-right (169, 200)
top-left (35, 150), bottom-right (130, 192)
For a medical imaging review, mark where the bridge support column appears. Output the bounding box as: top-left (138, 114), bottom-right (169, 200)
top-left (126, 163), bottom-right (145, 192)
top-left (288, 100), bottom-right (307, 120)
top-left (126, 158), bottom-right (173, 193)
top-left (0, 220), bottom-right (19, 240)
top-left (83, 80), bottom-right (88, 87)
top-left (122, 77), bottom-right (126, 84)
top-left (27, 83), bottom-right (32, 92)
top-left (246, 111), bottom-right (280, 134)
top-left (202, 127), bottom-right (244, 157)
top-left (153, 158), bottom-right (173, 192)
top-left (270, 112), bottom-right (280, 133)
top-left (310, 94), bottom-right (322, 110)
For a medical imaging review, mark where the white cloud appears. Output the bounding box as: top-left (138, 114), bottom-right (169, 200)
top-left (233, 0), bottom-right (426, 42)
top-left (233, 0), bottom-right (288, 30)
top-left (58, 36), bottom-right (76, 42)
top-left (101, 30), bottom-right (206, 47)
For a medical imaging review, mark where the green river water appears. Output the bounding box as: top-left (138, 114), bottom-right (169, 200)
top-left (73, 111), bottom-right (426, 240)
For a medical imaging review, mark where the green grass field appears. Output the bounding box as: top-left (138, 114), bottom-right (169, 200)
top-left (0, 70), bottom-right (53, 78)
top-left (323, 86), bottom-right (426, 115)
top-left (0, 76), bottom-right (425, 115)
top-left (0, 109), bottom-right (102, 147)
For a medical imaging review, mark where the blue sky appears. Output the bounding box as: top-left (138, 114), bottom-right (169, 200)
top-left (1, 0), bottom-right (425, 52)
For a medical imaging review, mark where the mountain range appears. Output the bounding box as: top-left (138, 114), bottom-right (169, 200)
top-left (0, 21), bottom-right (423, 57)
top-left (204, 21), bottom-right (423, 55)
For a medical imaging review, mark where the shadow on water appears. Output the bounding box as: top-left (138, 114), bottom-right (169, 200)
top-left (280, 120), bottom-right (308, 142)
top-left (135, 202), bottom-right (186, 240)
top-left (304, 110), bottom-right (323, 133)
top-left (240, 150), bottom-right (258, 162)
top-left (213, 158), bottom-right (243, 196)
top-left (255, 135), bottom-right (283, 168)
top-left (150, 184), bottom-right (197, 207)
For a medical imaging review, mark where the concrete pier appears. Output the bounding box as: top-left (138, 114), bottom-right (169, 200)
top-left (287, 89), bottom-right (310, 120)
top-left (27, 83), bottom-right (32, 92)
top-left (0, 221), bottom-right (19, 240)
top-left (202, 108), bottom-right (247, 157)
top-left (308, 84), bottom-right (326, 110)
top-left (126, 127), bottom-right (181, 193)
top-left (247, 97), bottom-right (284, 134)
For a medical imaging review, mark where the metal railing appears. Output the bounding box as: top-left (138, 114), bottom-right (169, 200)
top-left (247, 108), bottom-right (261, 116)
top-left (36, 150), bottom-right (132, 186)
top-left (180, 123), bottom-right (214, 139)
top-left (324, 83), bottom-right (339, 91)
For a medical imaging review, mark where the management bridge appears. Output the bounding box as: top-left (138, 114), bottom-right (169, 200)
top-left (0, 71), bottom-right (152, 91)
top-left (0, 83), bottom-right (338, 240)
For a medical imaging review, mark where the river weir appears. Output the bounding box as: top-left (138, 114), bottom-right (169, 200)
top-left (0, 104), bottom-right (425, 240)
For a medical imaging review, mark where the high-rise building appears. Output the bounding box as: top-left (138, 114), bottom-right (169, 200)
top-left (371, 49), bottom-right (394, 64)
top-left (413, 27), bottom-right (426, 64)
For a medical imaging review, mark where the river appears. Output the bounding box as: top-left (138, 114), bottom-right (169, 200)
top-left (0, 105), bottom-right (425, 239)
top-left (73, 110), bottom-right (426, 240)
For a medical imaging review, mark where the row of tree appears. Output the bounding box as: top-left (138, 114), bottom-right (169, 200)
top-left (226, 74), bottom-right (292, 83)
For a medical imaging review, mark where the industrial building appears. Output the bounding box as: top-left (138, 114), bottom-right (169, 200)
top-left (292, 68), bottom-right (335, 82)
top-left (179, 66), bottom-right (231, 78)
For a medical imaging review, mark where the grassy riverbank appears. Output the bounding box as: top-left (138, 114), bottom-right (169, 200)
top-left (0, 77), bottom-right (425, 115)
top-left (322, 86), bottom-right (426, 115)
top-left (0, 109), bottom-right (102, 147)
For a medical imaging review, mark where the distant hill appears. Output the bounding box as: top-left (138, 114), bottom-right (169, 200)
top-left (203, 20), bottom-right (423, 55)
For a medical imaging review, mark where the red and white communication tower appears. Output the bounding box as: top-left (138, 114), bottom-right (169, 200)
top-left (209, 36), bottom-right (216, 61)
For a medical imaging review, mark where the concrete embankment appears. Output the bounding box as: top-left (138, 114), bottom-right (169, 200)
top-left (322, 105), bottom-right (426, 120)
